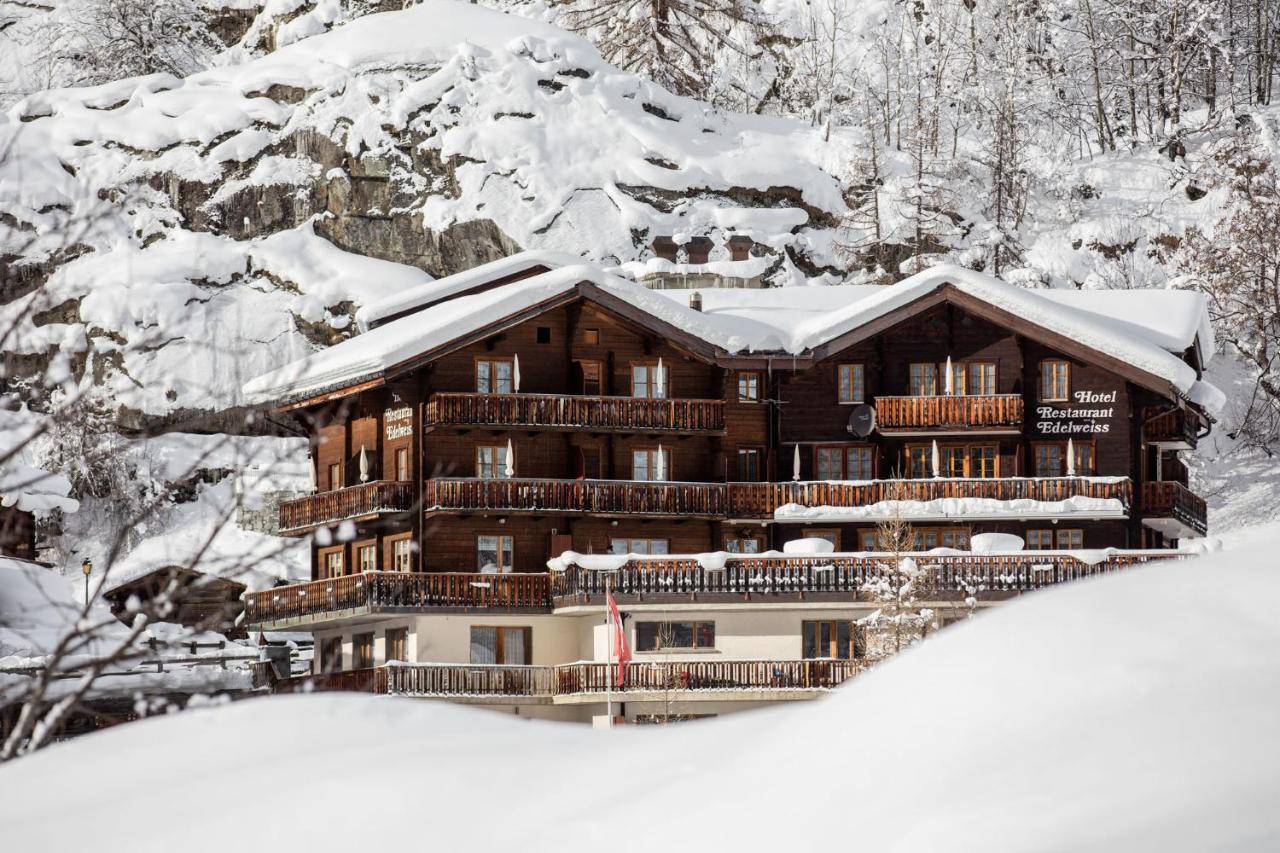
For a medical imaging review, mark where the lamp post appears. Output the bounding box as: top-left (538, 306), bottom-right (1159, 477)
top-left (81, 557), bottom-right (92, 607)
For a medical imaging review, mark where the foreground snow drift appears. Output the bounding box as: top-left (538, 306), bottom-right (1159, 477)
top-left (2, 541), bottom-right (1278, 851)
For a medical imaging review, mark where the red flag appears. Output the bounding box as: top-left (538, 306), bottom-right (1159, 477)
top-left (607, 589), bottom-right (630, 688)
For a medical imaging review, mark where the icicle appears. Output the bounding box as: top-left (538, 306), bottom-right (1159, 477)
top-left (931, 440), bottom-right (941, 478)
top-left (793, 443), bottom-right (802, 482)
top-left (944, 356), bottom-right (953, 395)
top-left (504, 438), bottom-right (515, 478)
top-left (513, 353), bottom-right (521, 393)
top-left (1066, 438), bottom-right (1076, 477)
top-left (358, 445), bottom-right (369, 483)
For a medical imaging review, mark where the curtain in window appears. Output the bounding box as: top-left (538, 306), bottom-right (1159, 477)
top-left (470, 627), bottom-right (498, 664)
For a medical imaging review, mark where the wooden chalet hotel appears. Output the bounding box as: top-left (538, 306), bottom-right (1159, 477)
top-left (242, 249), bottom-right (1220, 722)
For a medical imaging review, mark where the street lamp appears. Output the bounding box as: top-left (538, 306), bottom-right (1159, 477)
top-left (81, 557), bottom-right (92, 607)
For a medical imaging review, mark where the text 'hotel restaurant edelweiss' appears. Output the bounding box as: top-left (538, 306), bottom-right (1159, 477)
top-left (241, 248), bottom-right (1222, 723)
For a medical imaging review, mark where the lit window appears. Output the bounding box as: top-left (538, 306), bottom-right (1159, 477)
top-left (838, 364), bottom-right (865, 403)
top-left (636, 621), bottom-right (715, 651)
top-left (476, 359), bottom-right (514, 394)
top-left (738, 372), bottom-right (761, 402)
top-left (477, 535), bottom-right (514, 573)
top-left (1041, 360), bottom-right (1070, 401)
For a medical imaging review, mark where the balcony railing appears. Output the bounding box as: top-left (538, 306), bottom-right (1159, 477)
top-left (243, 571), bottom-right (552, 627)
top-left (1141, 481), bottom-right (1208, 535)
top-left (278, 481), bottom-right (415, 534)
top-left (726, 477), bottom-right (1132, 517)
top-left (875, 394), bottom-right (1024, 431)
top-left (425, 392), bottom-right (724, 433)
top-left (552, 549), bottom-right (1185, 603)
top-left (1143, 406), bottom-right (1200, 448)
top-left (425, 478), bottom-right (728, 518)
top-left (347, 659), bottom-right (866, 698)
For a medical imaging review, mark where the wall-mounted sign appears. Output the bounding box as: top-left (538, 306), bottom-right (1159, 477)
top-left (384, 406), bottom-right (413, 440)
top-left (1036, 390), bottom-right (1117, 434)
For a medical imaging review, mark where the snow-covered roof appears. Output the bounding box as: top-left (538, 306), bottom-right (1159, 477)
top-left (357, 249), bottom-right (584, 328)
top-left (246, 260), bottom-right (1220, 409)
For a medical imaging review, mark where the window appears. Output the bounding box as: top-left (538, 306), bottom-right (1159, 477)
top-left (392, 537), bottom-right (413, 572)
top-left (357, 543), bottom-right (377, 573)
top-left (907, 444), bottom-right (998, 478)
top-left (737, 372), bottom-right (761, 402)
top-left (802, 529), bottom-right (840, 549)
top-left (838, 364), bottom-right (866, 404)
top-left (1035, 443), bottom-right (1064, 477)
top-left (469, 626), bottom-right (531, 664)
top-left (636, 621), bottom-right (715, 652)
top-left (913, 527), bottom-right (970, 549)
top-left (328, 462), bottom-right (342, 490)
top-left (477, 535), bottom-right (514, 573)
top-left (724, 535), bottom-right (764, 554)
top-left (385, 628), bottom-right (408, 663)
top-left (321, 549), bottom-right (344, 579)
top-left (353, 633), bottom-right (374, 669)
top-left (610, 538), bottom-right (669, 555)
top-left (632, 447), bottom-right (671, 481)
top-left (1057, 529), bottom-right (1084, 549)
top-left (910, 363), bottom-right (939, 396)
top-left (802, 621), bottom-right (865, 659)
top-left (858, 530), bottom-right (882, 551)
top-left (319, 637), bottom-right (343, 673)
top-left (944, 360), bottom-right (966, 395)
top-left (583, 328), bottom-right (600, 346)
top-left (815, 446), bottom-right (875, 480)
top-left (476, 359), bottom-right (514, 394)
top-left (631, 363), bottom-right (668, 399)
top-left (536, 326), bottom-right (551, 344)
top-left (737, 448), bottom-right (763, 481)
top-left (968, 362), bottom-right (997, 395)
top-left (1027, 529), bottom-right (1055, 550)
top-left (1040, 360), bottom-right (1070, 401)
top-left (578, 360), bottom-right (602, 395)
top-left (395, 447), bottom-right (409, 481)
top-left (476, 444), bottom-right (512, 479)
top-left (1073, 442), bottom-right (1096, 475)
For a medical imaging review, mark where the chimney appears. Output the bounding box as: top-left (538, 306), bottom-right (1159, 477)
top-left (688, 291), bottom-right (703, 312)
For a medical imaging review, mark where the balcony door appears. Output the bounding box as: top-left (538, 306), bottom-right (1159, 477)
top-left (578, 445), bottom-right (604, 479)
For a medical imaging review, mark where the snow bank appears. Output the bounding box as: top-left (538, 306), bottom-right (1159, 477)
top-left (773, 494), bottom-right (1127, 522)
top-left (3, 541), bottom-right (1277, 851)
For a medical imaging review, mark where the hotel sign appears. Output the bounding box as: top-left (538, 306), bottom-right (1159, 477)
top-left (384, 406), bottom-right (413, 440)
top-left (1036, 391), bottom-right (1117, 435)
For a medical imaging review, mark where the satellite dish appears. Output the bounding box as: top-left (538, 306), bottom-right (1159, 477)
top-left (847, 404), bottom-right (876, 438)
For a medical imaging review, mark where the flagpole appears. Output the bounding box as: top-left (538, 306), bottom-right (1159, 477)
top-left (605, 573), bottom-right (613, 726)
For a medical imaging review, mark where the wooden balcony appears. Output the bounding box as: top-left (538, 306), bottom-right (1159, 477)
top-left (552, 549), bottom-right (1186, 605)
top-left (425, 392), bottom-right (724, 433)
top-left (424, 477), bottom-right (728, 519)
top-left (875, 394), bottom-right (1023, 433)
top-left (1140, 481), bottom-right (1208, 537)
top-left (242, 571), bottom-right (552, 629)
top-left (277, 481), bottom-right (415, 535)
top-left (1144, 406), bottom-right (1200, 449)
top-left (726, 477), bottom-right (1132, 518)
top-left (385, 663), bottom-right (554, 699)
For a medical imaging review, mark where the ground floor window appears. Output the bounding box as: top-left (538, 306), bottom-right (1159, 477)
top-left (802, 620), bottom-right (866, 659)
top-left (724, 534), bottom-right (765, 554)
top-left (1028, 529), bottom-right (1083, 549)
top-left (353, 632), bottom-right (374, 669)
top-left (319, 637), bottom-right (343, 673)
top-left (385, 627), bottom-right (408, 663)
top-left (636, 621), bottom-right (715, 652)
top-left (477, 535), bottom-right (514, 573)
top-left (610, 538), bottom-right (669, 555)
top-left (470, 626), bottom-right (532, 665)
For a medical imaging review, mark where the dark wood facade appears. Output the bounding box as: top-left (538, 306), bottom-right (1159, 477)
top-left (273, 285), bottom-right (1210, 580)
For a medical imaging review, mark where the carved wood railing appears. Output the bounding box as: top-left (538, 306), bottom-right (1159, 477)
top-left (725, 477), bottom-right (1132, 517)
top-left (875, 394), bottom-right (1024, 430)
top-left (243, 571), bottom-right (552, 626)
top-left (1141, 481), bottom-right (1208, 534)
top-left (551, 549), bottom-right (1186, 603)
top-left (425, 392), bottom-right (725, 432)
top-left (1143, 406), bottom-right (1199, 447)
top-left (278, 481), bottom-right (416, 534)
top-left (425, 478), bottom-right (729, 517)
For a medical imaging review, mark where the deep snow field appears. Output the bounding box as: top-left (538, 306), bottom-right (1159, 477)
top-left (2, 535), bottom-right (1277, 852)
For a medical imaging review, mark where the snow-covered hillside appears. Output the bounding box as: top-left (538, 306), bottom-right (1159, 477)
top-left (2, 538), bottom-right (1277, 851)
